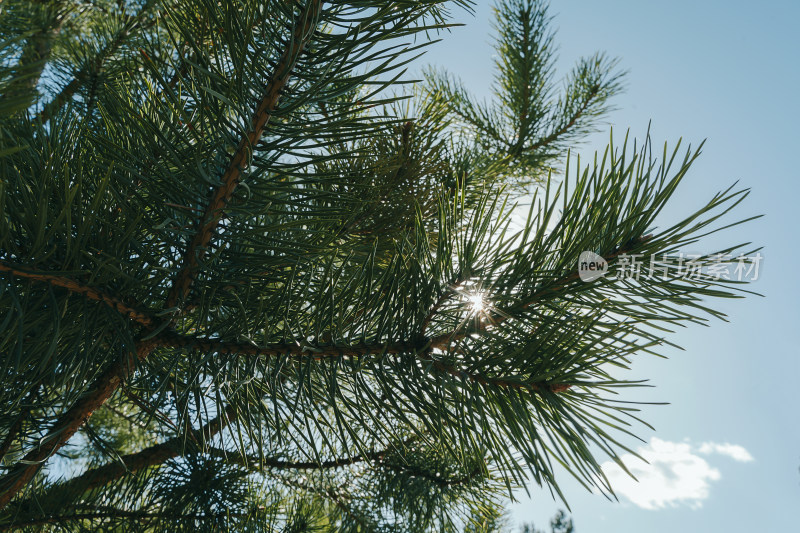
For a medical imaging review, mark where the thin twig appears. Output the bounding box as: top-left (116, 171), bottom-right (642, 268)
top-left (0, 260), bottom-right (158, 328)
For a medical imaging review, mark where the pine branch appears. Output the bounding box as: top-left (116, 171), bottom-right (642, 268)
top-left (426, 237), bottom-right (647, 347)
top-left (0, 339), bottom-right (159, 511)
top-left (206, 437), bottom-right (418, 471)
top-left (439, 90), bottom-right (506, 146)
top-left (3, 0), bottom-right (69, 99)
top-left (524, 85), bottom-right (598, 153)
top-left (152, 233), bottom-right (644, 393)
top-left (0, 0), bottom-right (756, 520)
top-left (165, 0), bottom-right (324, 310)
top-left (511, 5), bottom-right (536, 154)
top-left (6, 406), bottom-right (235, 514)
top-left (155, 331), bottom-right (420, 359)
top-left (37, 2), bottom-right (158, 123)
top-left (154, 325), bottom-right (571, 393)
top-left (417, 239), bottom-right (653, 392)
top-left (0, 260), bottom-right (158, 328)
top-left (418, 350), bottom-right (571, 394)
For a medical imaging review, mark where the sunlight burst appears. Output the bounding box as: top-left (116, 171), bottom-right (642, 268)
top-left (466, 292), bottom-right (485, 313)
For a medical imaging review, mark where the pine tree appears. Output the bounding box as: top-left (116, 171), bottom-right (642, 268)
top-left (0, 0), bottom-right (758, 530)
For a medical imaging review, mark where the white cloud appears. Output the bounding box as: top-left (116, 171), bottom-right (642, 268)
top-left (600, 437), bottom-right (753, 511)
top-left (698, 442), bottom-right (755, 463)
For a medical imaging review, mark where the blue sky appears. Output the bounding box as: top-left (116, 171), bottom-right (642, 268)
top-left (422, 1), bottom-right (800, 531)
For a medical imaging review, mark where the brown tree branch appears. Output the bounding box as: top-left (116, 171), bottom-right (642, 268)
top-left (5, 406), bottom-right (235, 516)
top-left (11, 421), bottom-right (409, 515)
top-left (166, 0), bottom-right (324, 310)
top-left (198, 238), bottom-right (643, 389)
top-left (155, 242), bottom-right (648, 394)
top-left (0, 340), bottom-right (158, 510)
top-left (157, 331), bottom-right (569, 393)
top-left (242, 437), bottom-right (484, 489)
top-left (0, 260), bottom-right (158, 328)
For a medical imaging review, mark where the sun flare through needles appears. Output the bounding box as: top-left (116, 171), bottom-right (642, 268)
top-left (466, 292), bottom-right (485, 314)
